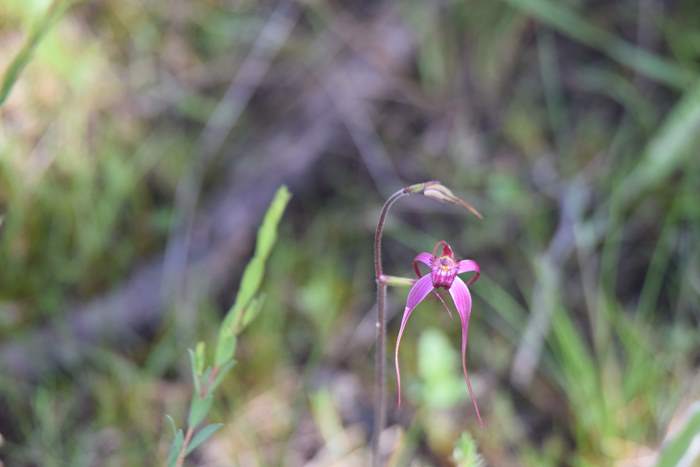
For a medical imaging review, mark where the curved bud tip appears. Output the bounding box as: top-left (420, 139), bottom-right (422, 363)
top-left (404, 181), bottom-right (437, 194)
top-left (423, 183), bottom-right (483, 219)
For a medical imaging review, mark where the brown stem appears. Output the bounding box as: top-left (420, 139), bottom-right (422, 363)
top-left (200, 365), bottom-right (220, 399)
top-left (175, 426), bottom-right (194, 467)
top-left (371, 187), bottom-right (411, 467)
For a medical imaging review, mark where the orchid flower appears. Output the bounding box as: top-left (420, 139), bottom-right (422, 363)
top-left (395, 240), bottom-right (483, 425)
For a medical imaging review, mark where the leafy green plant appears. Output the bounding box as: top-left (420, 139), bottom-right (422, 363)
top-left (165, 186), bottom-right (291, 466)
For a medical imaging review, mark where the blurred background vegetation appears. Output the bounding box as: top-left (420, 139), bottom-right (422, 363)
top-left (1, 0), bottom-right (700, 465)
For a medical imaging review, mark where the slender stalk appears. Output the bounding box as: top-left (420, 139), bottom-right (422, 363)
top-left (175, 427), bottom-right (194, 467)
top-left (372, 187), bottom-right (410, 467)
top-left (372, 281), bottom-right (388, 467)
top-left (380, 275), bottom-right (415, 287)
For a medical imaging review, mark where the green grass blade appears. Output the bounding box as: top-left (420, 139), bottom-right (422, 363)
top-left (656, 403), bottom-right (700, 467)
top-left (0, 0), bottom-right (76, 106)
top-left (616, 80), bottom-right (700, 209)
top-left (550, 304), bottom-right (608, 436)
top-left (503, 0), bottom-right (695, 89)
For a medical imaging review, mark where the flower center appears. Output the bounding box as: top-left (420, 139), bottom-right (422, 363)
top-left (431, 255), bottom-right (457, 288)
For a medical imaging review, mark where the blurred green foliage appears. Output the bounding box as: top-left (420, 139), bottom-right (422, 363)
top-left (417, 328), bottom-right (466, 410)
top-left (452, 432), bottom-right (483, 467)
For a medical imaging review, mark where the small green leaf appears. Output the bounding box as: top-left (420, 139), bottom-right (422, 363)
top-left (195, 342), bottom-right (206, 374)
top-left (239, 295), bottom-right (266, 331)
top-left (188, 349), bottom-right (201, 396)
top-left (164, 414), bottom-right (178, 437)
top-left (185, 423), bottom-right (224, 455)
top-left (215, 332), bottom-right (237, 369)
top-left (167, 429), bottom-right (184, 467)
top-left (197, 367), bottom-right (213, 398)
top-left (0, 0), bottom-right (78, 106)
top-left (187, 394), bottom-right (213, 429)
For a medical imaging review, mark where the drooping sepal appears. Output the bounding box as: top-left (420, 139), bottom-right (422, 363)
top-left (448, 276), bottom-right (483, 426)
top-left (394, 274), bottom-right (434, 406)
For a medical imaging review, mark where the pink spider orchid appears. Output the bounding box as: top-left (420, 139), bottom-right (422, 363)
top-left (395, 240), bottom-right (483, 425)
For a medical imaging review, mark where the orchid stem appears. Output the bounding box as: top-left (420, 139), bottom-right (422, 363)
top-left (372, 184), bottom-right (423, 467)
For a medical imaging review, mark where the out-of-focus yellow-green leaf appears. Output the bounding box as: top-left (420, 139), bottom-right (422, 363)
top-left (215, 185), bottom-right (291, 366)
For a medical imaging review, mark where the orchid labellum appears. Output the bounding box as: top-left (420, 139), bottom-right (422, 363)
top-left (395, 240), bottom-right (483, 425)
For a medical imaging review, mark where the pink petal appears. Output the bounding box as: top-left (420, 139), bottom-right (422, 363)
top-left (449, 276), bottom-right (483, 426)
top-left (457, 259), bottom-right (481, 286)
top-left (395, 274), bottom-right (434, 406)
top-left (412, 252), bottom-right (433, 277)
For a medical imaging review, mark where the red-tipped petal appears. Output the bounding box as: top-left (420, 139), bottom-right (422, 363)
top-left (448, 276), bottom-right (483, 426)
top-left (457, 259), bottom-right (481, 286)
top-left (395, 274), bottom-right (434, 407)
top-left (413, 252), bottom-right (434, 277)
top-left (431, 240), bottom-right (455, 259)
top-left (441, 242), bottom-right (454, 258)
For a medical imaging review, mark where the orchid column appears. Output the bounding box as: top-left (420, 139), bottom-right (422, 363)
top-left (371, 181), bottom-right (482, 466)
